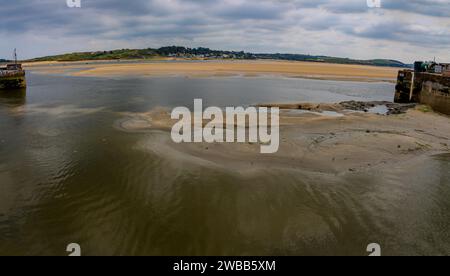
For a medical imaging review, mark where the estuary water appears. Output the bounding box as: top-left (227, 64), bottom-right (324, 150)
top-left (1, 72), bottom-right (449, 256)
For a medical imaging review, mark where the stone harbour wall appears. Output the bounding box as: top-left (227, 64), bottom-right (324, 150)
top-left (395, 70), bottom-right (450, 115)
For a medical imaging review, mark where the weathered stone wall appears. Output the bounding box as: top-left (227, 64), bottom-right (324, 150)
top-left (395, 70), bottom-right (450, 115)
top-left (0, 71), bottom-right (26, 89)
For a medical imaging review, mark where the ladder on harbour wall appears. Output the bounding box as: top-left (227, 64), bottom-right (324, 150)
top-left (395, 70), bottom-right (416, 103)
top-left (409, 72), bottom-right (415, 101)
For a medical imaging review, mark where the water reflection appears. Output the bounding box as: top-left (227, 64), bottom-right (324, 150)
top-left (0, 88), bottom-right (27, 107)
top-left (1, 73), bottom-right (449, 256)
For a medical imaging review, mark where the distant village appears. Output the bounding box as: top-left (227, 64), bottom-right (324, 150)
top-left (157, 46), bottom-right (257, 60)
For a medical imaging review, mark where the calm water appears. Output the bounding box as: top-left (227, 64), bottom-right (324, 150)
top-left (1, 73), bottom-right (449, 256)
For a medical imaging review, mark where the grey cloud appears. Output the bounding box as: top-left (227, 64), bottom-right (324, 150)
top-left (0, 0), bottom-right (449, 62)
top-left (382, 0), bottom-right (450, 17)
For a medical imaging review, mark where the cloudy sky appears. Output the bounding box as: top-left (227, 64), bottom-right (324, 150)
top-left (1, 0), bottom-right (449, 62)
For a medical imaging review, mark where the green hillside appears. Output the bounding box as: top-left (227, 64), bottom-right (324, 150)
top-left (27, 46), bottom-right (410, 68)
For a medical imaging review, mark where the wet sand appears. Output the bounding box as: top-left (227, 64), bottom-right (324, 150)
top-left (25, 60), bottom-right (400, 82)
top-left (115, 106), bottom-right (450, 176)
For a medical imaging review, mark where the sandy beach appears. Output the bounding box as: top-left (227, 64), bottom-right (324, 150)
top-left (114, 105), bottom-right (450, 176)
top-left (25, 60), bottom-right (400, 82)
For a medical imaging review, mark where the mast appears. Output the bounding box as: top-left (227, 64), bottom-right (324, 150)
top-left (14, 48), bottom-right (17, 65)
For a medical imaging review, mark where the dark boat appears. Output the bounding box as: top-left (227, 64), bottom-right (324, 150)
top-left (0, 49), bottom-right (26, 89)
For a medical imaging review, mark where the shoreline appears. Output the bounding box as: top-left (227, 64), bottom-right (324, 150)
top-left (24, 59), bottom-right (401, 82)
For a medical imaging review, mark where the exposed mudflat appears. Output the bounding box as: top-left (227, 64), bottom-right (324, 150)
top-left (258, 101), bottom-right (417, 115)
top-left (114, 105), bottom-right (450, 176)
